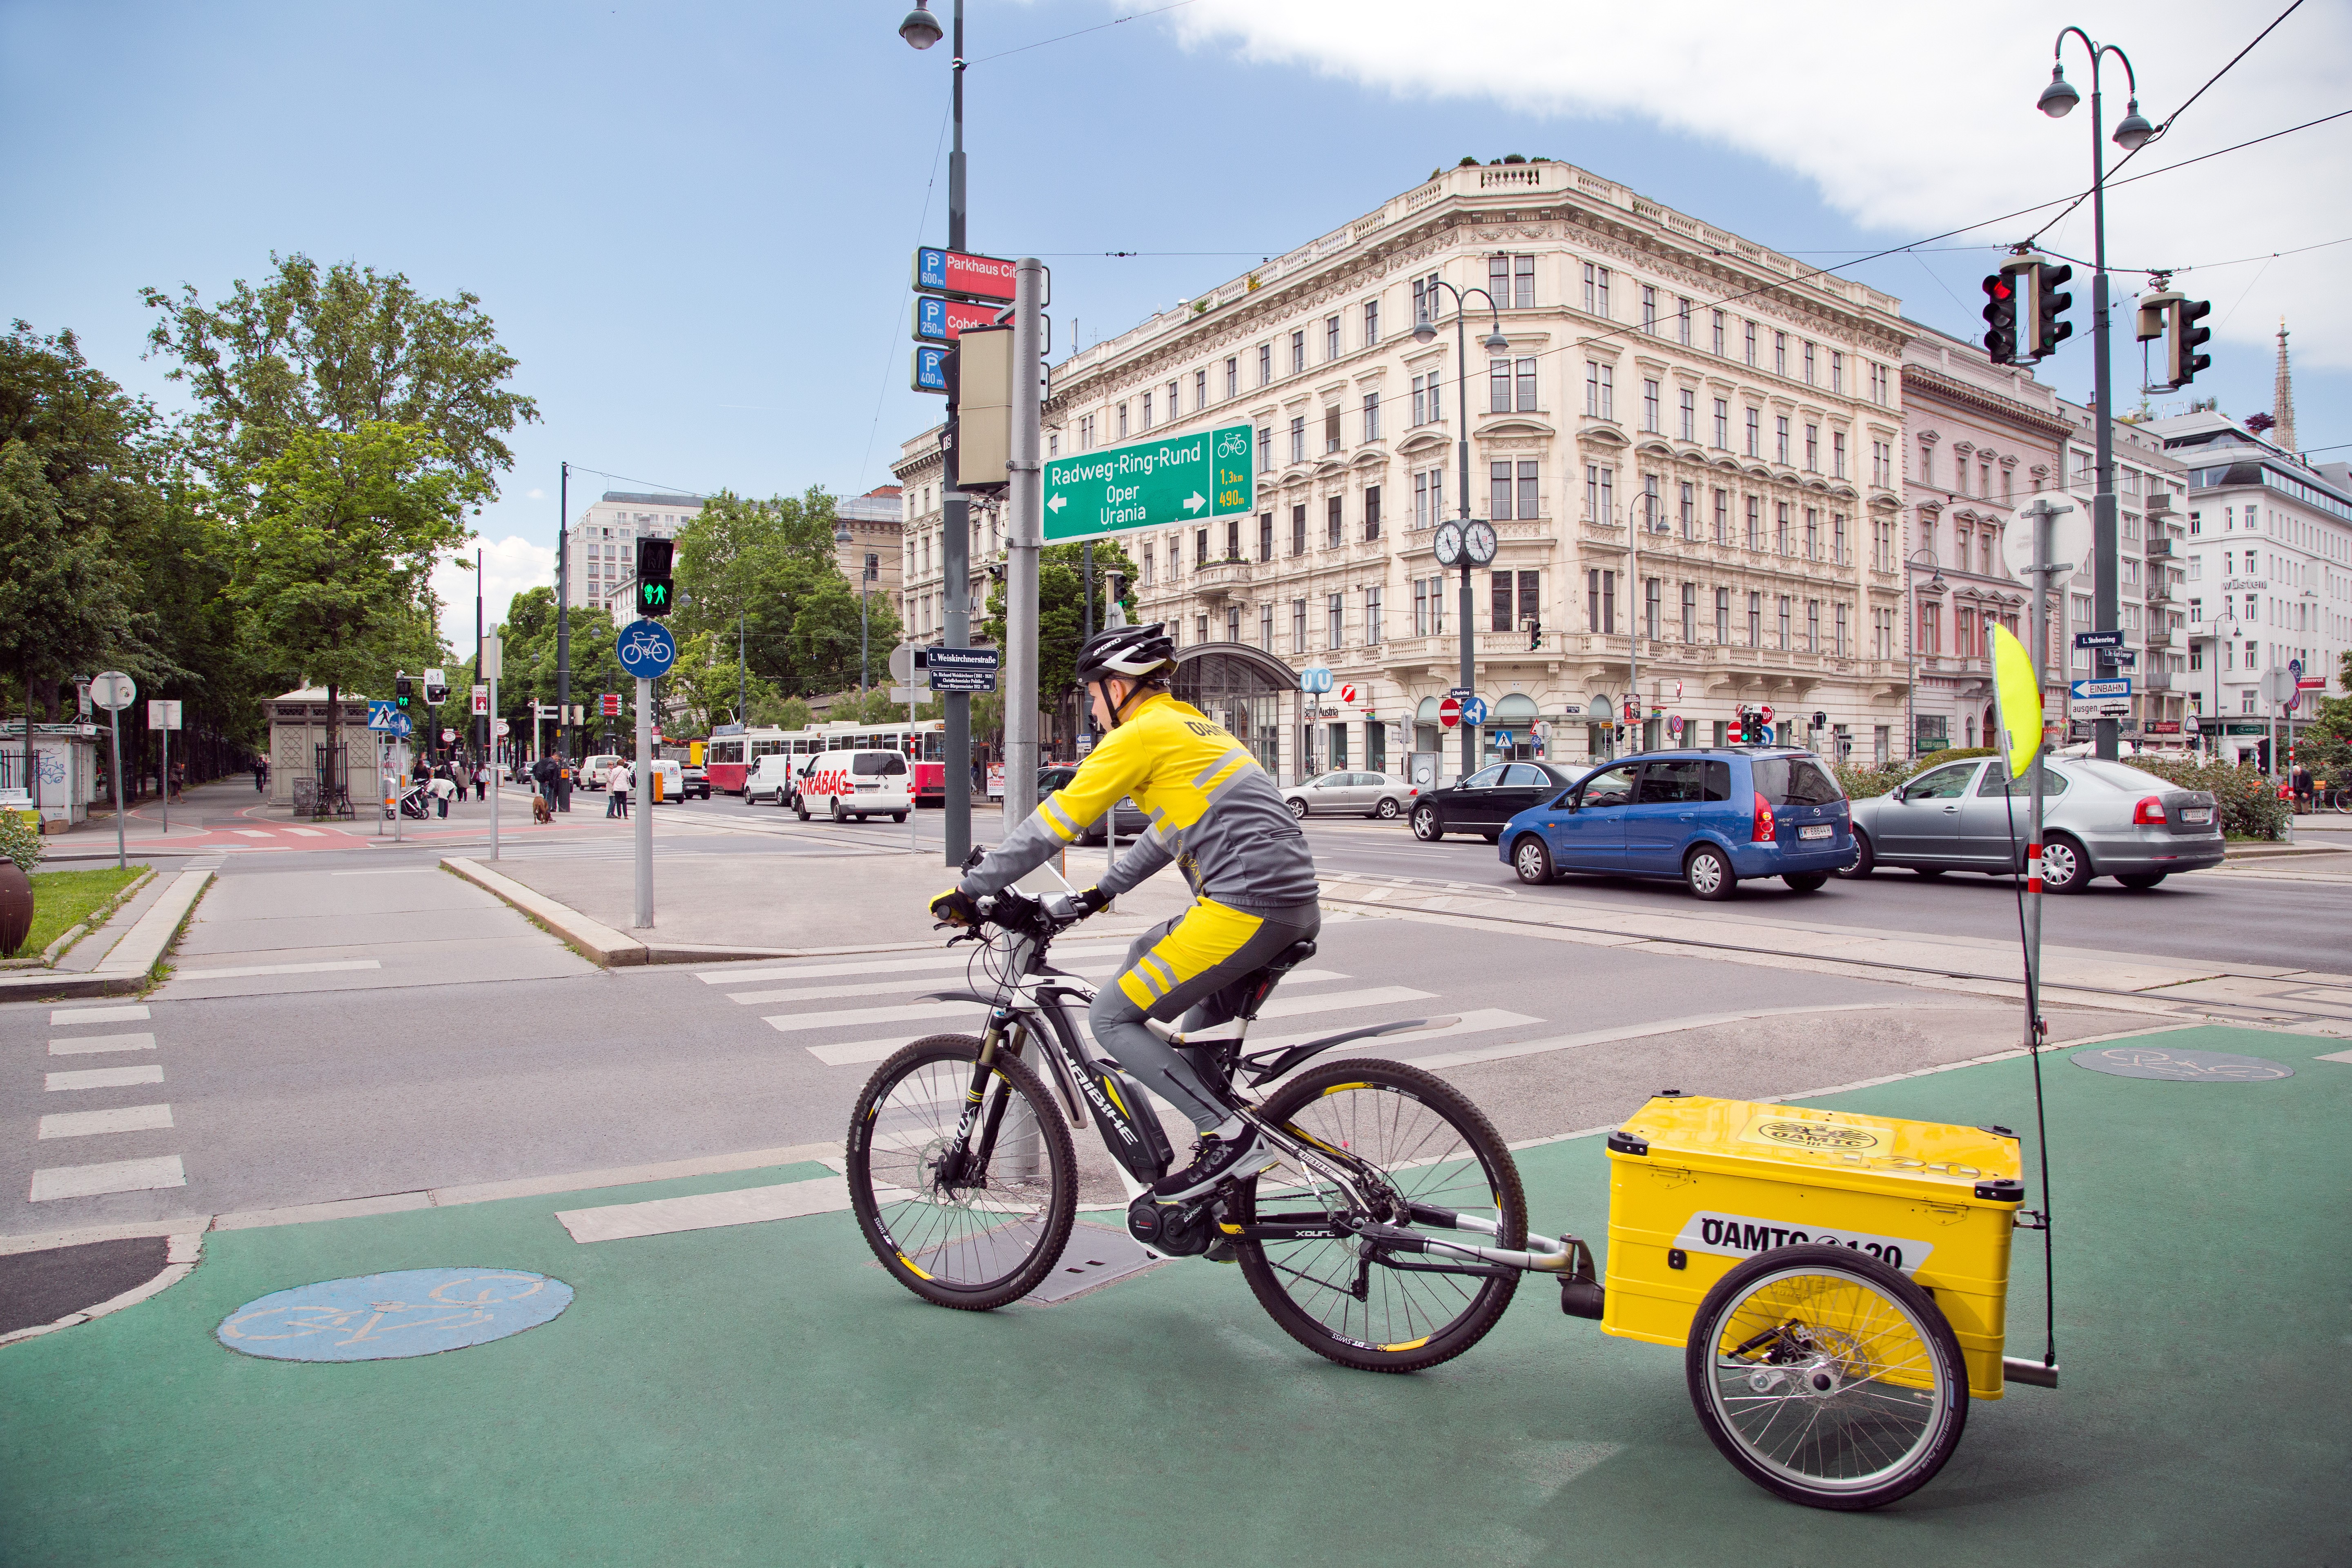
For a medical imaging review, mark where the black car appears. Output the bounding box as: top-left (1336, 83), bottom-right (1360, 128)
top-left (1036, 766), bottom-right (1150, 844)
top-left (1409, 760), bottom-right (1582, 843)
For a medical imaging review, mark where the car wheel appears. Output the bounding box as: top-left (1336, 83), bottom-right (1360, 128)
top-left (2040, 835), bottom-right (2091, 893)
top-left (1411, 805), bottom-right (1442, 841)
top-left (829, 798), bottom-right (844, 823)
top-left (1286, 797), bottom-right (1310, 820)
top-left (1684, 844), bottom-right (1735, 901)
top-left (1512, 836), bottom-right (1555, 885)
top-left (1374, 797), bottom-right (1400, 820)
top-left (1837, 828), bottom-right (1875, 878)
top-left (1784, 873), bottom-right (1828, 893)
top-left (795, 796), bottom-right (810, 820)
top-left (2116, 871), bottom-right (2167, 890)
top-left (893, 813), bottom-right (907, 824)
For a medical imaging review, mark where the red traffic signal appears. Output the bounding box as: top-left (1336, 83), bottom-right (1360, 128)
top-left (1981, 273), bottom-right (2018, 364)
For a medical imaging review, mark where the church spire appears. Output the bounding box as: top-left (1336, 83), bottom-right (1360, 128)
top-left (2272, 317), bottom-right (2297, 452)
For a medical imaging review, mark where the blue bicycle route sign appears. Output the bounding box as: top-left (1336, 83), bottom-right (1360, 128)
top-left (618, 620), bottom-right (677, 679)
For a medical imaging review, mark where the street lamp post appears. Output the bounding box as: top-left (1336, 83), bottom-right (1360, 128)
top-left (2038, 30), bottom-right (2154, 763)
top-left (1412, 282), bottom-right (1509, 778)
top-left (2206, 617), bottom-right (2234, 759)
top-left (1904, 549), bottom-right (1947, 760)
top-left (899, 1), bottom-right (975, 866)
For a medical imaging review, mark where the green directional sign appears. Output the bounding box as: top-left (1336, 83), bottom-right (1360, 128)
top-left (1042, 424), bottom-right (1253, 543)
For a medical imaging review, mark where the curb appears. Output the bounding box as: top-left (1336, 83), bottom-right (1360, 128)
top-left (2223, 842), bottom-right (2347, 860)
top-left (0, 868), bottom-right (212, 1000)
top-left (442, 857), bottom-right (649, 966)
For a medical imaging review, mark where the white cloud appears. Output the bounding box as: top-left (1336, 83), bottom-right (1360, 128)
top-left (431, 535), bottom-right (556, 650)
top-left (1173, 0), bottom-right (2351, 365)
top-left (526, 487), bottom-right (546, 500)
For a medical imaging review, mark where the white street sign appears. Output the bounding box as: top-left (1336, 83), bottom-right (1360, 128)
top-left (91, 671), bottom-right (136, 712)
top-left (147, 699), bottom-right (182, 730)
top-left (481, 630), bottom-right (503, 680)
top-left (471, 684), bottom-right (489, 716)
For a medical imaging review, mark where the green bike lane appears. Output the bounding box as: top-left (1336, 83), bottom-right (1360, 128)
top-left (3, 1025), bottom-right (2345, 1567)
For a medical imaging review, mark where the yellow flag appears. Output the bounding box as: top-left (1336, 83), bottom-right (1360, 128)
top-left (1990, 624), bottom-right (2042, 780)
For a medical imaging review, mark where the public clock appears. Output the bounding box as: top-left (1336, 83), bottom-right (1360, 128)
top-left (1465, 520), bottom-right (1499, 566)
top-left (1432, 521), bottom-right (1465, 568)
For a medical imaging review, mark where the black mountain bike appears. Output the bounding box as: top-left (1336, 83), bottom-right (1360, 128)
top-left (844, 885), bottom-right (1595, 1372)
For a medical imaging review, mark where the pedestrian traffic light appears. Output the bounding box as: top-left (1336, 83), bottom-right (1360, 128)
top-left (635, 538), bottom-right (675, 618)
top-left (2168, 298), bottom-right (2212, 389)
top-left (395, 674), bottom-right (412, 708)
top-left (2027, 261), bottom-right (2074, 361)
top-left (1980, 272), bottom-right (2018, 364)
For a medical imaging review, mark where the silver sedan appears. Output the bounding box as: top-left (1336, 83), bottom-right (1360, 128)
top-left (1843, 755), bottom-right (2223, 891)
top-left (1283, 771), bottom-right (1416, 820)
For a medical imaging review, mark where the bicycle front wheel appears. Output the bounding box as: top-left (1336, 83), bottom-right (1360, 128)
top-left (1686, 1244), bottom-right (1967, 1510)
top-left (1234, 1058), bottom-right (1525, 1373)
top-left (846, 1033), bottom-right (1077, 1311)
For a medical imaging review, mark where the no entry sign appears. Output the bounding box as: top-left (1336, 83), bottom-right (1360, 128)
top-left (1438, 696), bottom-right (1461, 730)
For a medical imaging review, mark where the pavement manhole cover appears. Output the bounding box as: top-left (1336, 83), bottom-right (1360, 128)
top-left (216, 1267), bottom-right (573, 1361)
top-left (2070, 1046), bottom-right (2294, 1082)
top-left (1021, 1225), bottom-right (1164, 1305)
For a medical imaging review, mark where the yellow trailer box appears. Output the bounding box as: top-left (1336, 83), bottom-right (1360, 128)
top-left (1601, 1095), bottom-right (2026, 1399)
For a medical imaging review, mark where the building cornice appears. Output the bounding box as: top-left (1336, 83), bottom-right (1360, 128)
top-left (1901, 365), bottom-right (2073, 441)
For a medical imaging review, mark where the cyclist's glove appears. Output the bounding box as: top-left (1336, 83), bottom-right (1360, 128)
top-left (930, 886), bottom-right (982, 928)
top-left (1072, 885), bottom-right (1111, 918)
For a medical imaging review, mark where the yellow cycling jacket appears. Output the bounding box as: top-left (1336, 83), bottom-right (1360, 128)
top-left (960, 692), bottom-right (1318, 909)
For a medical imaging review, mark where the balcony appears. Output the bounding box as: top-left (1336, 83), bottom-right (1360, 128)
top-left (2145, 628), bottom-right (2174, 648)
top-left (1191, 560), bottom-right (1252, 598)
top-left (2145, 537), bottom-right (2174, 557)
top-left (2142, 670), bottom-right (2173, 692)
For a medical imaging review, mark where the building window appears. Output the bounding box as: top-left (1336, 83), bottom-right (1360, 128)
top-left (1676, 296), bottom-right (1693, 346)
top-left (1327, 593), bottom-right (1344, 650)
top-left (1642, 473), bottom-right (1661, 532)
top-left (1777, 595), bottom-right (1792, 650)
top-left (1365, 586), bottom-right (1383, 645)
top-left (1168, 379), bottom-right (1180, 418)
top-left (1289, 416), bottom-right (1306, 463)
top-left (1490, 358), bottom-right (1512, 414)
top-left (1679, 482), bottom-right (1696, 537)
top-left (1776, 502), bottom-right (1791, 555)
top-left (1744, 320), bottom-right (1757, 366)
top-left (1711, 309), bottom-right (1726, 357)
top-left (1713, 488), bottom-right (1728, 543)
top-left (1774, 332), bottom-right (1788, 376)
top-left (1290, 330), bottom-right (1305, 375)
top-left (1585, 361), bottom-right (1614, 419)
top-left (1291, 504), bottom-right (1307, 555)
top-left (1257, 425), bottom-right (1272, 475)
top-left (1491, 570), bottom-right (1514, 632)
top-left (1363, 298), bottom-right (1379, 345)
top-left (1363, 391), bottom-right (1381, 442)
top-left (1491, 461), bottom-right (1514, 520)
top-left (1679, 388), bottom-right (1696, 442)
top-left (1830, 351), bottom-right (1845, 395)
top-left (1742, 593), bottom-right (1759, 647)
top-left (1870, 362), bottom-right (1889, 405)
top-left (1715, 587), bottom-right (1731, 644)
top-left (1745, 407), bottom-right (1760, 458)
top-left (1804, 423), bottom-right (1819, 471)
top-left (1681, 581), bottom-right (1697, 642)
top-left (1515, 358), bottom-right (1536, 412)
top-left (1832, 431), bottom-right (1848, 479)
top-left (1516, 463), bottom-right (1537, 520)
top-left (1118, 402), bottom-right (1129, 439)
top-left (1833, 512), bottom-right (1847, 564)
top-left (1258, 343), bottom-right (1272, 386)
top-left (1225, 357), bottom-right (1238, 399)
top-left (1641, 285), bottom-right (1658, 335)
top-left (1644, 577), bottom-right (1662, 641)
top-left (1587, 568), bottom-right (1617, 633)
top-left (1364, 485), bottom-right (1381, 540)
top-left (1642, 379), bottom-right (1661, 433)
top-left (1836, 602), bottom-right (1850, 657)
top-left (1514, 254), bottom-right (1535, 309)
top-left (1803, 341), bottom-right (1816, 385)
top-left (1047, 433), bottom-right (1059, 458)
top-left (1326, 496), bottom-right (1342, 546)
top-left (1260, 604), bottom-right (1274, 651)
top-left (1193, 370), bottom-right (1206, 410)
top-left (1872, 440), bottom-right (1891, 488)
top-left (1746, 495), bottom-right (1761, 550)
top-left (1806, 599), bottom-right (1820, 654)
top-left (1324, 405), bottom-right (1341, 454)
top-left (1226, 605), bottom-right (1241, 642)
top-left (1292, 599), bottom-right (1307, 654)
top-left (1585, 464), bottom-right (1614, 523)
top-left (1775, 416), bottom-right (1791, 466)
top-left (1582, 262), bottom-right (1610, 316)
top-left (1196, 528), bottom-right (1209, 568)
top-left (1141, 391), bottom-right (1153, 430)
top-left (1140, 541), bottom-right (1155, 586)
top-left (1326, 315), bottom-right (1341, 361)
top-left (1258, 512), bottom-right (1273, 562)
top-left (1713, 399), bottom-right (1729, 448)
top-left (1079, 416), bottom-right (1094, 448)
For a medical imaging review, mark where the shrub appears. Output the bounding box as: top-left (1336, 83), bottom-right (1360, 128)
top-left (0, 810), bottom-right (42, 874)
top-left (2120, 757), bottom-right (2289, 840)
top-left (1832, 747), bottom-right (1997, 801)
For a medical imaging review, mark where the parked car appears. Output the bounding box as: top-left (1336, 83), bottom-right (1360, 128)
top-left (1283, 770), bottom-right (1417, 820)
top-left (1410, 761), bottom-right (1581, 842)
top-left (1843, 755), bottom-right (2221, 891)
top-left (1499, 748), bottom-right (1855, 900)
top-left (680, 763), bottom-right (711, 801)
top-left (1037, 766), bottom-right (1149, 843)
top-left (795, 749), bottom-right (912, 823)
top-left (747, 752), bottom-right (798, 806)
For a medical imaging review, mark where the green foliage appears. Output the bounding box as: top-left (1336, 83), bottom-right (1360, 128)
top-left (2125, 757), bottom-right (2290, 840)
top-left (671, 486), bottom-right (901, 699)
top-left (0, 808), bottom-right (42, 874)
top-left (980, 541), bottom-right (1139, 709)
top-left (142, 254), bottom-right (537, 491)
top-left (833, 688), bottom-right (944, 726)
top-left (751, 693), bottom-right (812, 731)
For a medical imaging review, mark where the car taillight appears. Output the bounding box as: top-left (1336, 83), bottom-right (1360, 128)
top-left (2132, 795), bottom-right (2167, 825)
top-left (1752, 791), bottom-right (1776, 843)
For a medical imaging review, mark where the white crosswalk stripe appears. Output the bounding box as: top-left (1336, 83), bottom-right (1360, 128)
top-left (31, 1009), bottom-right (188, 1204)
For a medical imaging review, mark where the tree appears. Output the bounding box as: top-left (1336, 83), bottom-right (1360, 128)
top-left (143, 254), bottom-right (537, 491)
top-left (232, 422), bottom-right (478, 795)
top-left (981, 540), bottom-right (1140, 710)
top-left (670, 486), bottom-right (903, 698)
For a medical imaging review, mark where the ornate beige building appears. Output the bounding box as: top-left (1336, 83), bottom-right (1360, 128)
top-left (1036, 159), bottom-right (1913, 782)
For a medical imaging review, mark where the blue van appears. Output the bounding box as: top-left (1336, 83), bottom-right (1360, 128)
top-left (1496, 747), bottom-right (1854, 900)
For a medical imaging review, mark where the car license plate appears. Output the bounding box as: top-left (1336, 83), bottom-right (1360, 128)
top-left (2182, 807), bottom-right (2212, 824)
top-left (1799, 824), bottom-right (1831, 840)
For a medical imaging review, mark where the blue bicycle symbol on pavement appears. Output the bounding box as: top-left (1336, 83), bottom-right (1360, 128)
top-left (217, 1268), bottom-right (575, 1361)
top-left (617, 619), bottom-right (677, 678)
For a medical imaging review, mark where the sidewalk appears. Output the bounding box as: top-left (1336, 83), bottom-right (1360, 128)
top-left (1, 1023), bottom-right (2341, 1565)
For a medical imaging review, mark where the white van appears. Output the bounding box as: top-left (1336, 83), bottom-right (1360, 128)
top-left (746, 752), bottom-right (800, 806)
top-left (580, 753), bottom-right (624, 790)
top-left (795, 749), bottom-right (912, 823)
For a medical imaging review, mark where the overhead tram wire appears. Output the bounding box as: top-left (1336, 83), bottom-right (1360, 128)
top-left (965, 0), bottom-right (1201, 65)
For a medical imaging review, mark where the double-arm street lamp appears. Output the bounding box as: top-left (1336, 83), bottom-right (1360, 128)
top-left (1903, 548), bottom-right (1947, 760)
top-left (2038, 29), bottom-right (2154, 763)
top-left (1412, 283), bottom-right (1510, 778)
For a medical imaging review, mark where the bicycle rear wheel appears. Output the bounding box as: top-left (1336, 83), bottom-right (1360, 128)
top-left (846, 1033), bottom-right (1077, 1310)
top-left (1686, 1244), bottom-right (1967, 1510)
top-left (1234, 1058), bottom-right (1524, 1373)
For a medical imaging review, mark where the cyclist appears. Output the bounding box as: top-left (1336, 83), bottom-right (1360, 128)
top-left (932, 623), bottom-right (1320, 1200)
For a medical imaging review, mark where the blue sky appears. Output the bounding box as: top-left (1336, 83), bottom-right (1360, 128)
top-left (4, 0), bottom-right (2341, 645)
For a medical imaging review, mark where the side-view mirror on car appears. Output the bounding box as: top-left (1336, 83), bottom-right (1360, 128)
top-left (1889, 783), bottom-right (1907, 803)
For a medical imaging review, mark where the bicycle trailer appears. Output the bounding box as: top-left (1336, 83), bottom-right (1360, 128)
top-left (1599, 1094), bottom-right (2026, 1399)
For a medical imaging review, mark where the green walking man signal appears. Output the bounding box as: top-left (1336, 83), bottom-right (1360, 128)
top-left (636, 538), bottom-right (675, 618)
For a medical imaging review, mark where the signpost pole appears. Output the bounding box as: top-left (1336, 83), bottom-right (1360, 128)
top-left (107, 705), bottom-right (125, 872)
top-left (159, 718), bottom-right (169, 837)
top-left (1002, 257), bottom-right (1045, 829)
top-left (2025, 501), bottom-right (2053, 1055)
top-left (634, 675), bottom-right (653, 929)
top-left (485, 631), bottom-right (502, 863)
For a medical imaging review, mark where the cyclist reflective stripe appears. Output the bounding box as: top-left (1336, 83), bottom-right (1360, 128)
top-left (1191, 748), bottom-right (1248, 792)
top-left (1038, 795), bottom-right (1083, 842)
top-left (1119, 953), bottom-right (1177, 1007)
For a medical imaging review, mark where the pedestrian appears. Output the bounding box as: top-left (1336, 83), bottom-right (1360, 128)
top-left (606, 757), bottom-right (630, 817)
top-left (2292, 762), bottom-right (2313, 813)
top-left (474, 762), bottom-right (489, 801)
top-left (253, 757), bottom-right (266, 793)
top-left (433, 760), bottom-right (452, 818)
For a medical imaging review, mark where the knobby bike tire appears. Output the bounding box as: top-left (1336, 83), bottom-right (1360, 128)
top-left (1234, 1058), bottom-right (1526, 1373)
top-left (846, 1033), bottom-right (1078, 1311)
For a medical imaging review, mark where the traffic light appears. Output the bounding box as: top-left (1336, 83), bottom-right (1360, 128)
top-left (2027, 261), bottom-right (2074, 360)
top-left (636, 538), bottom-right (675, 617)
top-left (2168, 298), bottom-right (2212, 389)
top-left (394, 674), bottom-right (412, 708)
top-left (424, 674), bottom-right (448, 705)
top-left (1980, 272), bottom-right (2018, 364)
top-left (1525, 617), bottom-right (1543, 652)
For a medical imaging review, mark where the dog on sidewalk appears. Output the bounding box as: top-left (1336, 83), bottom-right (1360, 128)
top-left (531, 793), bottom-right (554, 825)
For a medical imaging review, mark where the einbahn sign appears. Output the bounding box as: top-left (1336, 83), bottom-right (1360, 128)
top-left (1042, 425), bottom-right (1254, 544)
